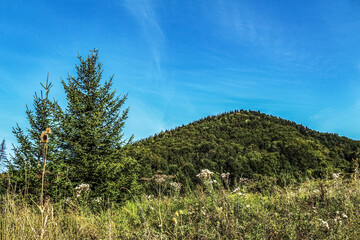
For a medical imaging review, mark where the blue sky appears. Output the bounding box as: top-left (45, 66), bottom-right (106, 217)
top-left (1, 0), bottom-right (360, 153)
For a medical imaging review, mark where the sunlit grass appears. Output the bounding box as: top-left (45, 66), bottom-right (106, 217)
top-left (0, 175), bottom-right (359, 239)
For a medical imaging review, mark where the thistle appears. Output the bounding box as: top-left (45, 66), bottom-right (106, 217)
top-left (40, 132), bottom-right (49, 143)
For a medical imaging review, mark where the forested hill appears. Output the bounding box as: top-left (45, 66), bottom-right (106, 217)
top-left (127, 110), bottom-right (360, 189)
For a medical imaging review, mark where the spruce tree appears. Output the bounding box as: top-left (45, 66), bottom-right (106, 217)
top-left (57, 49), bottom-right (138, 201)
top-left (9, 76), bottom-right (57, 195)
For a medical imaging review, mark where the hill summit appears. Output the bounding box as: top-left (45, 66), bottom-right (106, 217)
top-left (127, 110), bottom-right (360, 189)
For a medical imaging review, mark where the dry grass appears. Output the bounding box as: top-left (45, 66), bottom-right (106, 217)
top-left (0, 174), bottom-right (359, 239)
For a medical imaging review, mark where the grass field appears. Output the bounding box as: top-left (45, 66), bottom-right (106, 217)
top-left (1, 173), bottom-right (359, 239)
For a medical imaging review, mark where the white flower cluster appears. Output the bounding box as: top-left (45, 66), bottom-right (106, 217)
top-left (75, 183), bottom-right (91, 197)
top-left (205, 179), bottom-right (217, 185)
top-left (170, 182), bottom-right (182, 191)
top-left (318, 218), bottom-right (329, 229)
top-left (332, 173), bottom-right (341, 180)
top-left (232, 187), bottom-right (242, 195)
top-left (92, 197), bottom-right (102, 203)
top-left (196, 169), bottom-right (214, 180)
top-left (153, 174), bottom-right (174, 184)
top-left (334, 211), bottom-right (348, 224)
top-left (221, 172), bottom-right (230, 180)
top-left (145, 194), bottom-right (154, 200)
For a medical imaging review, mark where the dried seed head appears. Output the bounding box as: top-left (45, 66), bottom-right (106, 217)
top-left (140, 177), bottom-right (153, 181)
top-left (40, 132), bottom-right (48, 143)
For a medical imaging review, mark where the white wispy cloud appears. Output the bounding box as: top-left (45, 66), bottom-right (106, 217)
top-left (124, 0), bottom-right (165, 79)
top-left (309, 99), bottom-right (360, 140)
top-left (208, 0), bottom-right (316, 67)
top-left (122, 0), bottom-right (185, 136)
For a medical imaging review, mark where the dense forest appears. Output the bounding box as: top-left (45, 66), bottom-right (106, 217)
top-left (128, 110), bottom-right (360, 190)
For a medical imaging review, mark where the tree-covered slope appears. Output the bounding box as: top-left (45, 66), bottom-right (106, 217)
top-left (127, 110), bottom-right (360, 189)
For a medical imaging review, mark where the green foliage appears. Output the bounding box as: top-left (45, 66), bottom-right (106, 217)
top-left (128, 110), bottom-right (360, 190)
top-left (7, 76), bottom-right (58, 197)
top-left (54, 49), bottom-right (139, 202)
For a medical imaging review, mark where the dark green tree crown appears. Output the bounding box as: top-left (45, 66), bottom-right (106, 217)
top-left (57, 49), bottom-right (138, 201)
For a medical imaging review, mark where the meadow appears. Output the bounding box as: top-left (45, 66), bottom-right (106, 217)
top-left (1, 171), bottom-right (359, 239)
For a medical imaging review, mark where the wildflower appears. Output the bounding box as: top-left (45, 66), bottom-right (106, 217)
top-left (246, 205), bottom-right (250, 208)
top-left (232, 187), bottom-right (241, 194)
top-left (92, 197), bottom-right (102, 203)
top-left (170, 182), bottom-right (182, 191)
top-left (145, 194), bottom-right (154, 200)
top-left (45, 128), bottom-right (51, 134)
top-left (155, 177), bottom-right (166, 183)
top-left (205, 179), bottom-right (217, 185)
top-left (342, 213), bottom-right (348, 219)
top-left (172, 217), bottom-right (177, 224)
top-left (179, 210), bottom-right (183, 215)
top-left (174, 211), bottom-right (179, 217)
top-left (332, 173), bottom-right (341, 179)
top-left (75, 183), bottom-right (90, 197)
top-left (196, 169), bottom-right (214, 180)
top-left (318, 218), bottom-right (329, 230)
top-left (153, 174), bottom-right (174, 183)
top-left (221, 172), bottom-right (230, 180)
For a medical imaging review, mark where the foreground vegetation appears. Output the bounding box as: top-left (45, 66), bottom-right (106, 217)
top-left (1, 172), bottom-right (359, 239)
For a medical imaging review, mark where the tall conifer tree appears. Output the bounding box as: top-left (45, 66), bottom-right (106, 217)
top-left (57, 49), bottom-right (138, 201)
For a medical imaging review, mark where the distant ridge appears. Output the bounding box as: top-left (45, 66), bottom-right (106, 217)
top-left (127, 110), bottom-right (360, 189)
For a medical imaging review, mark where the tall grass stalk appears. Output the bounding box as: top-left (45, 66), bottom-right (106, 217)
top-left (38, 128), bottom-right (50, 239)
